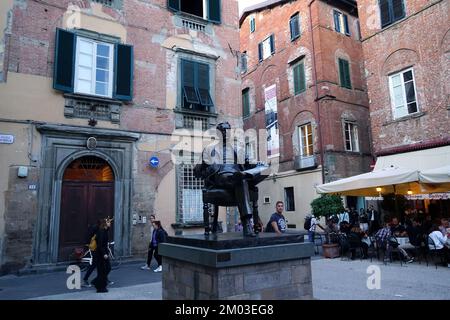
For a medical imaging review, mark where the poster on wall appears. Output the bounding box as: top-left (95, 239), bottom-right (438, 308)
top-left (264, 84), bottom-right (279, 158)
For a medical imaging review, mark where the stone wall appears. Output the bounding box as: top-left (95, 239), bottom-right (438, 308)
top-left (162, 256), bottom-right (313, 300)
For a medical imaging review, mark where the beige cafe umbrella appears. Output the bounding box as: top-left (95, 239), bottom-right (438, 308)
top-left (315, 166), bottom-right (422, 197)
top-left (419, 165), bottom-right (450, 193)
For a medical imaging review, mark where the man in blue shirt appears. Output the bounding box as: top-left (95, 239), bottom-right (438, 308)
top-left (267, 201), bottom-right (287, 234)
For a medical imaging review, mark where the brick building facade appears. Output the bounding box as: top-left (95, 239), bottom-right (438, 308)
top-left (357, 0), bottom-right (450, 214)
top-left (0, 0), bottom-right (241, 274)
top-left (240, 0), bottom-right (372, 227)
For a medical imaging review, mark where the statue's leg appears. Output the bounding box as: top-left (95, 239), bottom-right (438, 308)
top-left (235, 180), bottom-right (255, 237)
top-left (212, 205), bottom-right (219, 233)
top-left (203, 202), bottom-right (210, 236)
top-left (252, 205), bottom-right (259, 233)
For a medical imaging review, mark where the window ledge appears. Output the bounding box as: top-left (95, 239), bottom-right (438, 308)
top-left (383, 111), bottom-right (427, 126)
top-left (174, 107), bottom-right (218, 117)
top-left (64, 93), bottom-right (122, 105)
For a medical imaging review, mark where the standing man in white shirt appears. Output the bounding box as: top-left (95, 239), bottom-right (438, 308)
top-left (308, 214), bottom-right (325, 243)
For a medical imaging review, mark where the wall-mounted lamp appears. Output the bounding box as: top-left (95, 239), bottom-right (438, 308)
top-left (407, 190), bottom-right (413, 195)
top-left (376, 187), bottom-right (382, 192)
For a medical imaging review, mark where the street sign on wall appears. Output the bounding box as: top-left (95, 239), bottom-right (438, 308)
top-left (0, 134), bottom-right (14, 144)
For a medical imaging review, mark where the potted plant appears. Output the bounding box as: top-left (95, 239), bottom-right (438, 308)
top-left (310, 194), bottom-right (344, 258)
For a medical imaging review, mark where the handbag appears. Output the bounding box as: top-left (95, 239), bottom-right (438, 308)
top-left (388, 236), bottom-right (399, 248)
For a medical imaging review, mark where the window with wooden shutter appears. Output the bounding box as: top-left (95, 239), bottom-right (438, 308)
top-left (293, 62), bottom-right (306, 95)
top-left (181, 59), bottom-right (213, 111)
top-left (290, 13), bottom-right (300, 41)
top-left (338, 58), bottom-right (351, 89)
top-left (53, 28), bottom-right (76, 93)
top-left (197, 63), bottom-right (213, 106)
top-left (250, 17), bottom-right (255, 33)
top-left (182, 60), bottom-right (200, 105)
top-left (242, 88), bottom-right (250, 118)
top-left (167, 0), bottom-right (221, 24)
top-left (333, 10), bottom-right (350, 36)
top-left (380, 0), bottom-right (405, 28)
top-left (114, 44), bottom-right (133, 101)
top-left (241, 52), bottom-right (247, 73)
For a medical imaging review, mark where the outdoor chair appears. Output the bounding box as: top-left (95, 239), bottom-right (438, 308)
top-left (424, 236), bottom-right (446, 269)
top-left (314, 233), bottom-right (324, 255)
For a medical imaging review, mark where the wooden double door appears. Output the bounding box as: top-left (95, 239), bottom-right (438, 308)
top-left (58, 181), bottom-right (114, 261)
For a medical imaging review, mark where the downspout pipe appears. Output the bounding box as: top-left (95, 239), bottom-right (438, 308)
top-left (308, 0), bottom-right (326, 184)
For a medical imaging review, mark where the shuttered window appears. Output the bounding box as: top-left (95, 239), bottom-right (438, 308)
top-left (242, 88), bottom-right (250, 118)
top-left (258, 34), bottom-right (275, 62)
top-left (241, 52), bottom-right (247, 74)
top-left (293, 61), bottom-right (306, 95)
top-left (379, 0), bottom-right (405, 28)
top-left (290, 13), bottom-right (301, 41)
top-left (338, 58), bottom-right (352, 89)
top-left (53, 28), bottom-right (133, 101)
top-left (168, 0), bottom-right (221, 24)
top-left (250, 17), bottom-right (255, 33)
top-left (333, 10), bottom-right (350, 36)
top-left (181, 59), bottom-right (213, 111)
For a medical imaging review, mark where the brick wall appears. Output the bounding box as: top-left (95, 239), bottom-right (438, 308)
top-left (358, 0), bottom-right (450, 154)
top-left (241, 0), bottom-right (371, 177)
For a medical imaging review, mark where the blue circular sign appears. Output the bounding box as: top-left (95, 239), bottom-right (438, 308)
top-left (149, 156), bottom-right (159, 168)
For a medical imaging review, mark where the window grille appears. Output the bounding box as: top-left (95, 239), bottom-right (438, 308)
top-left (177, 164), bottom-right (204, 223)
top-left (183, 115), bottom-right (208, 131)
top-left (92, 0), bottom-right (114, 7)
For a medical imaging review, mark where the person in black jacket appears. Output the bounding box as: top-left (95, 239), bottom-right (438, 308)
top-left (82, 219), bottom-right (101, 287)
top-left (151, 220), bottom-right (167, 273)
top-left (92, 217), bottom-right (112, 293)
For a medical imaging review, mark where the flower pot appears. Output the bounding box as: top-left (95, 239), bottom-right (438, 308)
top-left (322, 243), bottom-right (340, 258)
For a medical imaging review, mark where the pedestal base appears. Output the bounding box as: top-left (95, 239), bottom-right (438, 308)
top-left (159, 232), bottom-right (314, 300)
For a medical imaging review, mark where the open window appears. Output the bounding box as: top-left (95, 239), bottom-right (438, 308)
top-left (168, 0), bottom-right (221, 23)
top-left (181, 59), bottom-right (213, 112)
top-left (53, 28), bottom-right (133, 101)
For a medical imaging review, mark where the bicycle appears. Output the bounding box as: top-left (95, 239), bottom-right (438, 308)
top-left (72, 241), bottom-right (120, 271)
top-left (108, 241), bottom-right (122, 270)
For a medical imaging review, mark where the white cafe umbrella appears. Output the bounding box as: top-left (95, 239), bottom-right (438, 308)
top-left (315, 166), bottom-right (421, 196)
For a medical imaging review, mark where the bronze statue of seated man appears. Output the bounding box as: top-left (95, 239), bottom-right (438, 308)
top-left (194, 122), bottom-right (269, 237)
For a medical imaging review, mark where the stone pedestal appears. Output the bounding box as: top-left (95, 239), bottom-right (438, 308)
top-left (158, 232), bottom-right (314, 300)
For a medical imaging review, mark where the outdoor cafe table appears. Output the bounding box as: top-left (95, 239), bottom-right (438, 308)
top-left (396, 237), bottom-right (410, 246)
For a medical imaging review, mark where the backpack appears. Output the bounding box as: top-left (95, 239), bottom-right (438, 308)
top-left (88, 234), bottom-right (97, 251)
top-left (304, 216), bottom-right (312, 230)
top-left (265, 220), bottom-right (274, 233)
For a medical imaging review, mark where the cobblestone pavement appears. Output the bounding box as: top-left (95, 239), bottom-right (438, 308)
top-left (1, 258), bottom-right (449, 300)
top-left (312, 258), bottom-right (450, 300)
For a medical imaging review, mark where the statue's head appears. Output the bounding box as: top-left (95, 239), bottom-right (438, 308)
top-left (216, 122), bottom-right (231, 134)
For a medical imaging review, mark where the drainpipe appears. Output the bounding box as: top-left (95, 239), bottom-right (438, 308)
top-left (308, 0), bottom-right (326, 184)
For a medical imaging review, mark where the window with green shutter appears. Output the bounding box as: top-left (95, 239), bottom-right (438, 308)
top-left (379, 0), bottom-right (405, 28)
top-left (242, 88), bottom-right (250, 118)
top-left (181, 59), bottom-right (213, 112)
top-left (250, 17), bottom-right (255, 33)
top-left (53, 28), bottom-right (134, 101)
top-left (290, 13), bottom-right (300, 41)
top-left (167, 0), bottom-right (221, 24)
top-left (338, 58), bottom-right (351, 89)
top-left (293, 62), bottom-right (306, 95)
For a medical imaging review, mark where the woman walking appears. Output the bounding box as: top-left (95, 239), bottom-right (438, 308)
top-left (92, 217), bottom-right (112, 293)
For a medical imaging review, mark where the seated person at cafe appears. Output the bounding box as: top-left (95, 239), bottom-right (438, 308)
top-left (405, 218), bottom-right (425, 248)
top-left (324, 218), bottom-right (339, 244)
top-left (347, 226), bottom-right (369, 260)
top-left (439, 218), bottom-right (449, 236)
top-left (339, 221), bottom-right (352, 235)
top-left (390, 217), bottom-right (407, 237)
top-left (375, 220), bottom-right (414, 263)
top-left (428, 224), bottom-right (449, 264)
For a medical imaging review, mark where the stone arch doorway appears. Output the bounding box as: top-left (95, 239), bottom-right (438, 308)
top-left (58, 156), bottom-right (115, 261)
